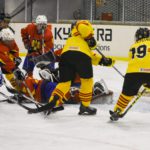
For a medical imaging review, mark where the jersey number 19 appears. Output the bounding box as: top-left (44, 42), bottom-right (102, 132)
top-left (130, 44), bottom-right (147, 59)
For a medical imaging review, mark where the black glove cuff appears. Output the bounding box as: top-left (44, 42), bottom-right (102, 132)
top-left (86, 37), bottom-right (97, 48)
top-left (99, 57), bottom-right (112, 66)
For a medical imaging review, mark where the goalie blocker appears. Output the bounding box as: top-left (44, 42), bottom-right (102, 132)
top-left (32, 51), bottom-right (56, 69)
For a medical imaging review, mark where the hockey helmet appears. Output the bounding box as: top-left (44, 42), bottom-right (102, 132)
top-left (135, 27), bottom-right (150, 41)
top-left (71, 20), bottom-right (94, 39)
top-left (0, 28), bottom-right (14, 41)
top-left (35, 15), bottom-right (47, 25)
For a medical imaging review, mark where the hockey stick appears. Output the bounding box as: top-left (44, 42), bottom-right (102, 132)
top-left (4, 80), bottom-right (42, 107)
top-left (42, 27), bottom-right (45, 54)
top-left (3, 78), bottom-right (64, 114)
top-left (0, 99), bottom-right (12, 103)
top-left (0, 86), bottom-right (64, 113)
top-left (27, 100), bottom-right (57, 114)
top-left (120, 87), bottom-right (146, 118)
top-left (95, 46), bottom-right (125, 78)
top-left (1, 75), bottom-right (42, 107)
top-left (22, 81), bottom-right (42, 108)
top-left (110, 86), bottom-right (147, 121)
top-left (0, 91), bottom-right (32, 110)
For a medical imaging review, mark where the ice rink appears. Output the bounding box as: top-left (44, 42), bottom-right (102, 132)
top-left (1, 60), bottom-right (150, 150)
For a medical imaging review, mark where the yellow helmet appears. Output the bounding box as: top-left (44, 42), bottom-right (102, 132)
top-left (71, 20), bottom-right (94, 39)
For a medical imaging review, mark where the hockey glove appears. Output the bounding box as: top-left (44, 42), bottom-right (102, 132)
top-left (86, 37), bottom-right (97, 50)
top-left (99, 57), bottom-right (114, 67)
top-left (13, 68), bottom-right (25, 80)
top-left (14, 57), bottom-right (22, 67)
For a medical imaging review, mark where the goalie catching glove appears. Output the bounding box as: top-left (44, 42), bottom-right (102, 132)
top-left (99, 57), bottom-right (115, 67)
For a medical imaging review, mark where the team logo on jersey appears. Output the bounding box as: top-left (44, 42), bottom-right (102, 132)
top-left (68, 46), bottom-right (80, 51)
top-left (140, 68), bottom-right (150, 72)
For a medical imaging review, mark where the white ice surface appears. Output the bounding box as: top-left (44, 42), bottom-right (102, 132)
top-left (0, 60), bottom-right (150, 150)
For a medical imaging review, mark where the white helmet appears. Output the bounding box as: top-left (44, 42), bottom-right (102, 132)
top-left (35, 15), bottom-right (47, 24)
top-left (0, 28), bottom-right (14, 41)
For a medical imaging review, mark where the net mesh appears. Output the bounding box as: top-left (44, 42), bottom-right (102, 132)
top-left (92, 0), bottom-right (150, 22)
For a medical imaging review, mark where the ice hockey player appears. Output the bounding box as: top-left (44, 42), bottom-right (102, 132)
top-left (30, 20), bottom-right (114, 115)
top-left (0, 28), bottom-right (21, 89)
top-left (11, 68), bottom-right (57, 103)
top-left (12, 67), bottom-right (108, 106)
top-left (21, 15), bottom-right (54, 78)
top-left (110, 27), bottom-right (150, 121)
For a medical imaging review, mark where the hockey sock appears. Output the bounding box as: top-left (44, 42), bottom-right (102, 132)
top-left (79, 78), bottom-right (93, 107)
top-left (114, 93), bottom-right (133, 114)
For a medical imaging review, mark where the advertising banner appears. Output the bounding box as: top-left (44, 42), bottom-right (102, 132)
top-left (10, 23), bottom-right (147, 58)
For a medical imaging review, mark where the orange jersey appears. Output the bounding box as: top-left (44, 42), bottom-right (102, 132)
top-left (20, 77), bottom-right (43, 102)
top-left (21, 23), bottom-right (54, 54)
top-left (20, 77), bottom-right (57, 103)
top-left (0, 41), bottom-right (19, 73)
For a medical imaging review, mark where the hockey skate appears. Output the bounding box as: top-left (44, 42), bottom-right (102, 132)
top-left (109, 108), bottom-right (122, 121)
top-left (78, 104), bottom-right (97, 115)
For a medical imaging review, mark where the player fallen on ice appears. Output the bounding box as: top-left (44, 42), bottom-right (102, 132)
top-left (29, 20), bottom-right (115, 115)
top-left (21, 15), bottom-right (54, 78)
top-left (3, 61), bottom-right (110, 106)
top-left (110, 27), bottom-right (150, 121)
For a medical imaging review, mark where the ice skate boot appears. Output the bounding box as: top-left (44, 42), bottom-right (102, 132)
top-left (78, 104), bottom-right (97, 115)
top-left (109, 108), bottom-right (121, 121)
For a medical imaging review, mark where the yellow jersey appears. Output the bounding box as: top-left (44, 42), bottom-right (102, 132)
top-left (62, 35), bottom-right (101, 66)
top-left (126, 38), bottom-right (150, 73)
top-left (62, 20), bottom-right (102, 65)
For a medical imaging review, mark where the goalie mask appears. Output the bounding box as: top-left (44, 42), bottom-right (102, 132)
top-left (39, 69), bottom-right (53, 81)
top-left (135, 27), bottom-right (150, 41)
top-left (39, 68), bottom-right (59, 82)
